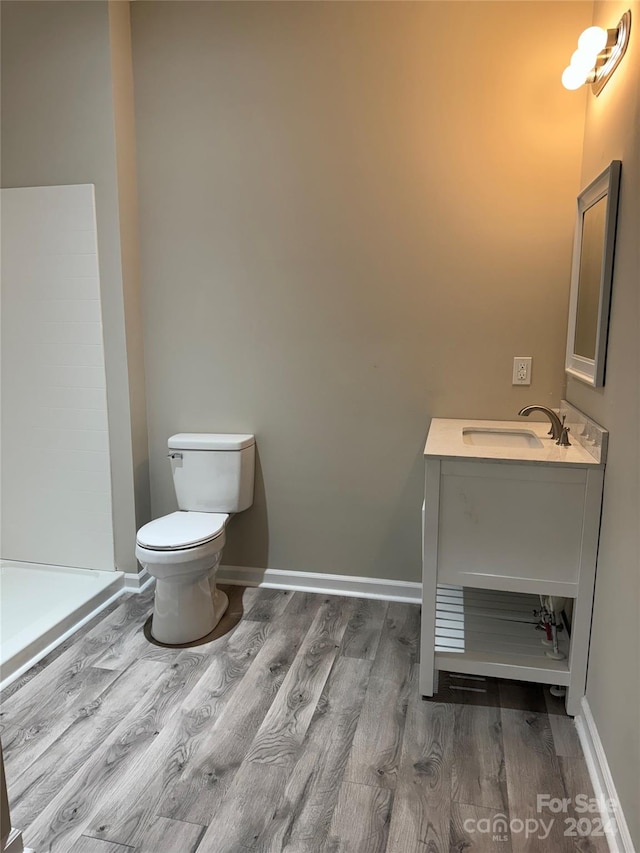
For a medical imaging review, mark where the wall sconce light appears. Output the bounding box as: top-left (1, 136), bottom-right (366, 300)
top-left (562, 10), bottom-right (631, 95)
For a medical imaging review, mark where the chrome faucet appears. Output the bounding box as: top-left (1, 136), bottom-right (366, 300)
top-left (518, 405), bottom-right (571, 446)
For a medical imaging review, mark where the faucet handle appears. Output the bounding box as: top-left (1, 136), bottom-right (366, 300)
top-left (549, 411), bottom-right (562, 437)
top-left (556, 415), bottom-right (571, 447)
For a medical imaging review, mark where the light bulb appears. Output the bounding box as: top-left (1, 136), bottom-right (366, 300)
top-left (562, 65), bottom-right (587, 90)
top-left (577, 26), bottom-right (608, 55)
top-left (570, 48), bottom-right (596, 75)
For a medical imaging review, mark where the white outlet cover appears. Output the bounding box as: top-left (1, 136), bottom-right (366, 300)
top-left (513, 356), bottom-right (532, 385)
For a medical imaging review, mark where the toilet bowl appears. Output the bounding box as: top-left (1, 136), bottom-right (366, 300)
top-left (136, 433), bottom-right (255, 645)
top-left (136, 510), bottom-right (230, 644)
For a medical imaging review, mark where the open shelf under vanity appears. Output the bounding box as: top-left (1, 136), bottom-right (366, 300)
top-left (434, 584), bottom-right (570, 685)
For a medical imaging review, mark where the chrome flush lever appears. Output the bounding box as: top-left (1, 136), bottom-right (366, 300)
top-left (167, 452), bottom-right (183, 460)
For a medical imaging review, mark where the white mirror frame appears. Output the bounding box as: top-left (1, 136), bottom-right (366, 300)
top-left (565, 160), bottom-right (621, 387)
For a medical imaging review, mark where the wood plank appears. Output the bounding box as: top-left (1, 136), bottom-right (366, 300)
top-left (558, 757), bottom-right (610, 853)
top-left (340, 598), bottom-right (388, 660)
top-left (545, 690), bottom-right (583, 758)
top-left (1, 664), bottom-right (120, 770)
top-left (22, 647), bottom-right (213, 853)
top-left (548, 713), bottom-right (583, 759)
top-left (133, 816), bottom-right (204, 853)
top-left (9, 659), bottom-right (166, 830)
top-left (386, 666), bottom-right (454, 853)
top-left (450, 802), bottom-right (514, 852)
top-left (82, 620), bottom-right (272, 849)
top-left (280, 590), bottom-right (328, 619)
top-left (325, 781), bottom-right (392, 853)
top-left (342, 602), bottom-right (420, 790)
top-left (452, 703), bottom-right (508, 811)
top-left (253, 655), bottom-right (372, 851)
top-left (196, 762), bottom-right (289, 852)
top-left (93, 606), bottom-right (189, 671)
top-left (244, 596), bottom-right (354, 769)
top-left (243, 587), bottom-right (294, 622)
top-left (501, 708), bottom-right (574, 853)
top-left (68, 837), bottom-right (133, 853)
top-left (94, 622), bottom-right (176, 669)
top-left (156, 595), bottom-right (323, 825)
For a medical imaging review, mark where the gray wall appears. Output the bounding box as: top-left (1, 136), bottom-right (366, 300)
top-left (1, 0), bottom-right (150, 573)
top-left (565, 1), bottom-right (640, 843)
top-left (131, 0), bottom-right (591, 580)
top-left (109, 0), bottom-right (151, 534)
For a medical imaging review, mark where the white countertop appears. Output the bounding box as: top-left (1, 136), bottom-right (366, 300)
top-left (424, 418), bottom-right (604, 467)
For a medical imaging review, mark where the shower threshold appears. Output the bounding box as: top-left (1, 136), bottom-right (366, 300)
top-left (0, 561), bottom-right (125, 690)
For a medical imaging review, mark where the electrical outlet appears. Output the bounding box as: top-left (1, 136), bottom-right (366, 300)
top-left (513, 356), bottom-right (532, 385)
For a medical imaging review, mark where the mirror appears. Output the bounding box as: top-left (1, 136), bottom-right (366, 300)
top-left (565, 160), bottom-right (621, 387)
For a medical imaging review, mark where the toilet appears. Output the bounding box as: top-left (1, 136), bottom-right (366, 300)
top-left (136, 433), bottom-right (255, 644)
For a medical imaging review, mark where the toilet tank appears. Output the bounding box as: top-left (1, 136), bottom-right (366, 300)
top-left (167, 433), bottom-right (255, 513)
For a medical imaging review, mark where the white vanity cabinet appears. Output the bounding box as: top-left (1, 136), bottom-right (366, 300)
top-left (419, 404), bottom-right (607, 715)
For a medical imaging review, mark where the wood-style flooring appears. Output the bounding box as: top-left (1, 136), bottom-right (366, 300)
top-left (1, 587), bottom-right (608, 853)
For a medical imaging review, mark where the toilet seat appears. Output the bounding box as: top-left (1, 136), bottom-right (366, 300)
top-left (136, 511), bottom-right (228, 551)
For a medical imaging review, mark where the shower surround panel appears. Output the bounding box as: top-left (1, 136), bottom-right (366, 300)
top-left (1, 184), bottom-right (114, 570)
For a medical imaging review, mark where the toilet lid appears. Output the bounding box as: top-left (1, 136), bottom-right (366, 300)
top-left (136, 511), bottom-right (228, 550)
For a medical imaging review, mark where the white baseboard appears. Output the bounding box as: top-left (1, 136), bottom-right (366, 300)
top-left (123, 567), bottom-right (153, 592)
top-left (3, 828), bottom-right (26, 853)
top-left (575, 698), bottom-right (635, 853)
top-left (217, 565), bottom-right (421, 604)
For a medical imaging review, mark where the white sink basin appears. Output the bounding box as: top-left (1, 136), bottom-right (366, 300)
top-left (462, 428), bottom-right (543, 449)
